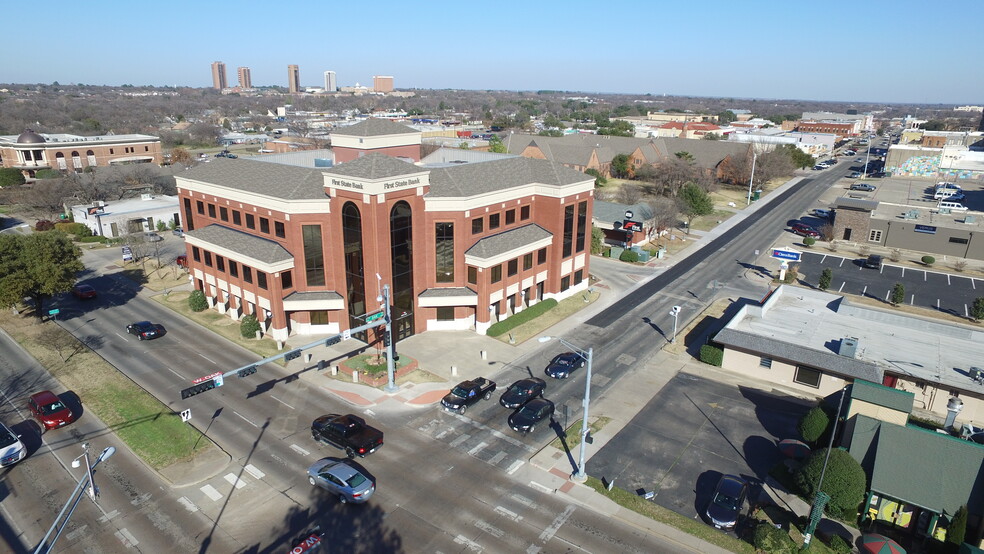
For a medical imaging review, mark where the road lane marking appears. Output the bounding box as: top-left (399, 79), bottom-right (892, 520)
top-left (115, 528), bottom-right (139, 547)
top-left (244, 464), bottom-right (266, 479)
top-left (453, 535), bottom-right (482, 552)
top-left (233, 410), bottom-right (259, 428)
top-left (494, 506), bottom-right (522, 521)
top-left (289, 444), bottom-right (310, 456)
top-left (474, 519), bottom-right (504, 538)
top-left (468, 441), bottom-right (489, 456)
top-left (507, 460), bottom-right (524, 475)
top-left (165, 367), bottom-right (184, 379)
top-left (98, 510), bottom-right (119, 522)
top-left (270, 395), bottom-right (295, 409)
top-left (511, 493), bottom-right (535, 507)
top-left (538, 505), bottom-right (575, 543)
top-left (200, 484), bottom-right (223, 501)
top-left (450, 434), bottom-right (471, 447)
top-left (529, 481), bottom-right (553, 494)
top-left (177, 497), bottom-right (199, 513)
top-left (224, 473), bottom-right (247, 489)
top-left (198, 353), bottom-right (217, 365)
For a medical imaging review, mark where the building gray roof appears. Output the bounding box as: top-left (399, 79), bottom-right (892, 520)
top-left (850, 379), bottom-right (914, 414)
top-left (180, 158), bottom-right (327, 200)
top-left (834, 196), bottom-right (879, 211)
top-left (593, 201), bottom-right (655, 225)
top-left (847, 415), bottom-right (984, 516)
top-left (418, 287), bottom-right (477, 298)
top-left (185, 224), bottom-right (293, 264)
top-left (465, 224), bottom-right (552, 259)
top-left (332, 118), bottom-right (418, 137)
top-left (714, 327), bottom-right (883, 382)
top-left (429, 156), bottom-right (590, 197)
top-left (283, 290), bottom-right (343, 302)
top-left (322, 152), bottom-right (423, 180)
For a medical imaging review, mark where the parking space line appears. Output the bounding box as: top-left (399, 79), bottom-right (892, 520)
top-left (468, 442), bottom-right (489, 456)
top-left (450, 434), bottom-right (471, 447)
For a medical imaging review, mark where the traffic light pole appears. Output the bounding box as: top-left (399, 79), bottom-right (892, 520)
top-left (383, 285), bottom-right (398, 392)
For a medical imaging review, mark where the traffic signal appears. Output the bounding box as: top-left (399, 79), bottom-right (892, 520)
top-left (181, 379), bottom-right (217, 399)
top-left (237, 365), bottom-right (257, 378)
top-left (284, 349), bottom-right (301, 362)
top-left (382, 331), bottom-right (390, 347)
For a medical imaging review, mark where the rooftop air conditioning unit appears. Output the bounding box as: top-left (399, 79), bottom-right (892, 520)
top-left (838, 337), bottom-right (858, 358)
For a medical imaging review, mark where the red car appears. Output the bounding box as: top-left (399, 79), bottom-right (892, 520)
top-left (72, 284), bottom-right (97, 299)
top-left (28, 390), bottom-right (75, 431)
top-left (790, 223), bottom-right (820, 239)
top-left (176, 255), bottom-right (188, 269)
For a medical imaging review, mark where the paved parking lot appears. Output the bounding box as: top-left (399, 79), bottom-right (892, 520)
top-left (588, 372), bottom-right (809, 521)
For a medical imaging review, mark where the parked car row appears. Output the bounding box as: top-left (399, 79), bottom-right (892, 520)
top-left (1, 390), bottom-right (80, 468)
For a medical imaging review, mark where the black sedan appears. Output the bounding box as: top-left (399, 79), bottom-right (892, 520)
top-left (508, 398), bottom-right (555, 434)
top-left (705, 474), bottom-right (748, 530)
top-left (499, 378), bottom-right (546, 409)
top-left (545, 352), bottom-right (585, 379)
top-left (126, 321), bottom-right (166, 340)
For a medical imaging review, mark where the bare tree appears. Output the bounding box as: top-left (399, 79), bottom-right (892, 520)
top-left (616, 183), bottom-right (643, 205)
top-left (643, 196), bottom-right (679, 244)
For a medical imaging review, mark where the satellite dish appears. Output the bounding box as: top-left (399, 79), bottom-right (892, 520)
top-left (613, 221), bottom-right (622, 230)
top-left (625, 210), bottom-right (633, 219)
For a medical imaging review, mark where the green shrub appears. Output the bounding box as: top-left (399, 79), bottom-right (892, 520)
top-left (35, 169), bottom-right (62, 179)
top-left (826, 533), bottom-right (852, 554)
top-left (794, 448), bottom-right (867, 520)
top-left (890, 283), bottom-right (905, 306)
top-left (947, 505), bottom-right (968, 548)
top-left (699, 344), bottom-right (723, 366)
top-left (619, 249), bottom-right (640, 263)
top-left (818, 268), bottom-right (832, 291)
top-left (921, 255), bottom-right (935, 266)
top-left (188, 290), bottom-right (209, 312)
top-left (79, 236), bottom-right (107, 243)
top-left (803, 236), bottom-right (816, 248)
top-left (798, 405), bottom-right (830, 444)
top-left (753, 522), bottom-right (796, 553)
top-left (54, 222), bottom-right (92, 237)
top-left (486, 299), bottom-right (558, 337)
top-left (240, 314), bottom-right (261, 338)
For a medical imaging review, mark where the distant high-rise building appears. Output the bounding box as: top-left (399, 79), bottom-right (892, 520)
top-left (288, 64), bottom-right (300, 93)
top-left (979, 110), bottom-right (984, 132)
top-left (211, 61), bottom-right (227, 90)
top-left (324, 71), bottom-right (337, 92)
top-left (373, 75), bottom-right (394, 93)
top-left (237, 67), bottom-right (252, 89)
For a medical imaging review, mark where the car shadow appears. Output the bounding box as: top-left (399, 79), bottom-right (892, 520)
top-left (694, 469), bottom-right (722, 526)
top-left (60, 390), bottom-right (84, 421)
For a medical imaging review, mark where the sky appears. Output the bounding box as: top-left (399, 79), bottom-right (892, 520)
top-left (6, 0), bottom-right (981, 105)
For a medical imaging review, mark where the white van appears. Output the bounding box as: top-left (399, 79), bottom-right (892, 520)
top-left (937, 200), bottom-right (969, 212)
top-left (934, 188), bottom-right (964, 200)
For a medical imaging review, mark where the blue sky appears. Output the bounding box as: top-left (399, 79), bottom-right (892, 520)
top-left (7, 0), bottom-right (981, 104)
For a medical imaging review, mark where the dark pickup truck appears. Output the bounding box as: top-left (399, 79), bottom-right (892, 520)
top-left (311, 414), bottom-right (384, 458)
top-left (441, 378), bottom-right (496, 414)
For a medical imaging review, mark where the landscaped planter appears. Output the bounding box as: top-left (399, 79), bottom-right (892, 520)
top-left (336, 355), bottom-right (418, 387)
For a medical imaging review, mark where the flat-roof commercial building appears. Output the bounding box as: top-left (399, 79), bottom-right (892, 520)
top-left (0, 130), bottom-right (163, 180)
top-left (174, 119), bottom-right (594, 343)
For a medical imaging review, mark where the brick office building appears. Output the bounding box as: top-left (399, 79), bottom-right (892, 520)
top-left (174, 120), bottom-right (594, 342)
top-left (1, 130), bottom-right (163, 181)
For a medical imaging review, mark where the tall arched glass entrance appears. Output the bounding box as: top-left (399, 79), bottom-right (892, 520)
top-left (390, 202), bottom-right (415, 339)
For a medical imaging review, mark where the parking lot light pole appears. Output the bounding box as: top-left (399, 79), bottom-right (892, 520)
top-left (745, 150), bottom-right (758, 206)
top-left (539, 336), bottom-right (593, 482)
top-left (669, 306), bottom-right (681, 343)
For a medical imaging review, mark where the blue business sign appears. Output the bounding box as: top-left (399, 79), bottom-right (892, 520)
top-left (914, 224), bottom-right (937, 234)
top-left (771, 248), bottom-right (802, 262)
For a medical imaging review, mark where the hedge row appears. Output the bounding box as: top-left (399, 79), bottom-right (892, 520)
top-left (486, 299), bottom-right (558, 337)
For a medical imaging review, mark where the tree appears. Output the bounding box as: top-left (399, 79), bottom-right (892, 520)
top-left (188, 290), bottom-right (208, 312)
top-left (590, 226), bottom-right (604, 254)
top-left (240, 314), bottom-right (261, 338)
top-left (947, 505), bottom-right (968, 548)
top-left (0, 168), bottom-right (26, 187)
top-left (818, 268), bottom-right (833, 291)
top-left (170, 147), bottom-right (194, 166)
top-left (794, 447), bottom-right (867, 519)
top-left (798, 405), bottom-right (830, 444)
top-left (644, 197), bottom-right (678, 244)
top-left (0, 232), bottom-right (84, 320)
top-left (717, 110), bottom-right (737, 124)
top-left (487, 135), bottom-right (507, 154)
top-left (971, 297), bottom-right (984, 321)
top-left (678, 183), bottom-right (713, 232)
top-left (610, 154), bottom-right (631, 178)
top-left (890, 283), bottom-right (905, 306)
top-left (701, 132), bottom-right (722, 140)
top-left (584, 168), bottom-right (606, 187)
top-left (616, 183), bottom-right (643, 205)
top-left (674, 151), bottom-right (695, 164)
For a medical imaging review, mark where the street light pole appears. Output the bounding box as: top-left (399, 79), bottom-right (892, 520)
top-left (802, 386), bottom-right (849, 548)
top-left (745, 150), bottom-right (758, 206)
top-left (669, 305), bottom-right (681, 343)
top-left (539, 336), bottom-right (592, 482)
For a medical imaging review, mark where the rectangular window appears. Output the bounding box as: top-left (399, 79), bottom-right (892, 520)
top-left (574, 269), bottom-right (583, 285)
top-left (435, 222), bottom-right (455, 282)
top-left (563, 204), bottom-right (575, 257)
top-left (560, 275), bottom-right (571, 292)
top-left (489, 213), bottom-right (500, 230)
top-left (219, 207), bottom-right (229, 222)
top-left (275, 221), bottom-right (286, 238)
top-left (760, 357), bottom-right (773, 369)
top-left (245, 213), bottom-right (255, 229)
top-left (229, 261), bottom-right (239, 278)
top-left (949, 237), bottom-right (969, 244)
top-left (467, 266), bottom-right (477, 285)
top-left (576, 201), bottom-right (587, 252)
top-left (472, 217), bottom-right (483, 234)
top-left (523, 253), bottom-right (533, 270)
top-left (537, 247), bottom-right (547, 265)
top-left (232, 210), bottom-right (242, 225)
top-left (204, 252), bottom-right (213, 267)
top-left (192, 246), bottom-right (201, 262)
top-left (281, 270), bottom-right (293, 290)
top-left (436, 306), bottom-right (454, 321)
top-left (507, 259), bottom-right (518, 277)
top-left (520, 205), bottom-right (530, 220)
top-left (794, 366), bottom-right (822, 388)
top-left (196, 201), bottom-right (205, 215)
top-left (302, 225), bottom-right (325, 286)
top-left (491, 265), bottom-right (502, 283)
top-left (868, 229), bottom-right (882, 242)
top-left (311, 310), bottom-right (329, 325)
top-left (243, 266), bottom-right (253, 284)
top-left (216, 255), bottom-right (225, 272)
top-left (257, 271), bottom-right (268, 290)
top-left (208, 204), bottom-right (216, 218)
top-left (505, 209), bottom-right (515, 225)
top-left (259, 217), bottom-right (270, 234)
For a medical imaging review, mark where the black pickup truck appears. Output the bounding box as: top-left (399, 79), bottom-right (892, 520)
top-left (441, 378), bottom-right (497, 414)
top-left (311, 414), bottom-right (384, 458)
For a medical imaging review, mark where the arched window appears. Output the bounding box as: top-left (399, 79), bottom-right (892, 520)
top-left (55, 152), bottom-right (67, 170)
top-left (390, 202), bottom-right (415, 338)
top-left (86, 149), bottom-right (96, 166)
top-left (342, 202), bottom-right (366, 337)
